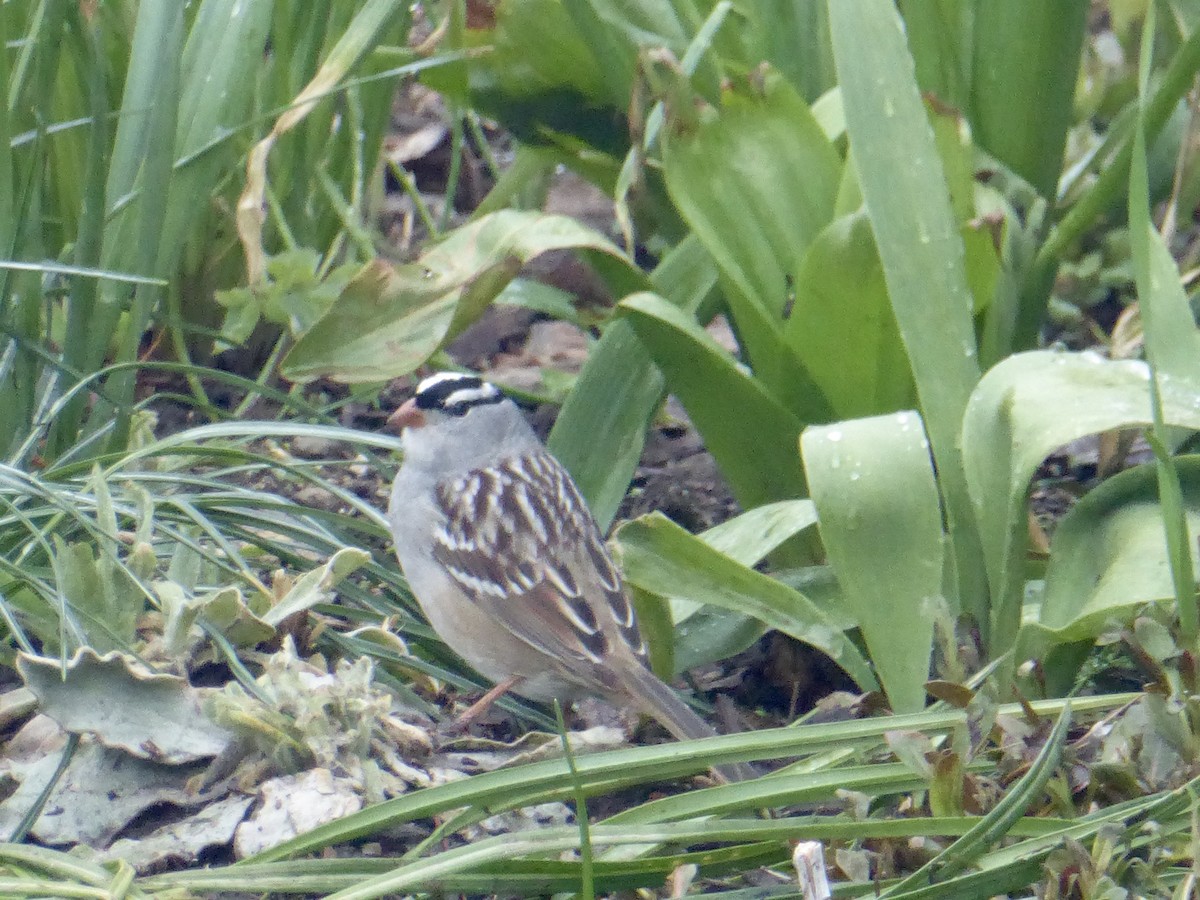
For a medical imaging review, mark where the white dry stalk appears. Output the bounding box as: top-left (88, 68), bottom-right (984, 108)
top-left (793, 841), bottom-right (831, 900)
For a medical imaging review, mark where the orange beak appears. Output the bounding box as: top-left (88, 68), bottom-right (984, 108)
top-left (386, 398), bottom-right (426, 433)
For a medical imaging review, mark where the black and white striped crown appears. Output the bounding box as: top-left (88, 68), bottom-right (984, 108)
top-left (413, 372), bottom-right (505, 417)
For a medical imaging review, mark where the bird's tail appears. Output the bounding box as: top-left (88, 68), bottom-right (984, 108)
top-left (620, 663), bottom-right (757, 783)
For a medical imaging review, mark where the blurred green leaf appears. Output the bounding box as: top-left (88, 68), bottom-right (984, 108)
top-left (967, 1), bottom-right (1088, 200)
top-left (432, 0), bottom-right (622, 154)
top-left (903, 1), bottom-right (1087, 202)
top-left (665, 500), bottom-right (830, 671)
top-left (962, 215), bottom-right (1004, 317)
top-left (899, 0), bottom-right (970, 109)
top-left (661, 68), bottom-right (839, 380)
top-left (283, 211), bottom-right (636, 382)
top-left (1128, 12), bottom-right (1200, 647)
top-left (49, 536), bottom-right (142, 656)
top-left (675, 498), bottom-right (822, 609)
top-left (493, 278), bottom-right (586, 326)
top-left (743, 0), bottom-right (835, 103)
top-left (162, 0), bottom-right (276, 269)
top-left (786, 209), bottom-right (914, 419)
top-left (628, 585), bottom-right (678, 683)
top-left (198, 585), bottom-right (276, 649)
top-left (1129, 80), bottom-right (1200, 389)
top-left (1036, 17), bottom-right (1200, 292)
top-left (802, 412), bottom-right (942, 714)
top-left (83, 0), bottom-right (184, 446)
top-left (262, 547), bottom-right (371, 627)
top-left (215, 250), bottom-right (358, 349)
top-left (694, 500), bottom-right (822, 569)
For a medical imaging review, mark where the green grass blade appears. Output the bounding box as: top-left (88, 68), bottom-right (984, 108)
top-left (1036, 19), bottom-right (1200, 276)
top-left (885, 704), bottom-right (1070, 893)
top-left (0, 3), bottom-right (12, 258)
top-left (1129, 6), bottom-right (1200, 646)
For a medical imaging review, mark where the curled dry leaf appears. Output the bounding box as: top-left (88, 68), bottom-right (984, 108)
top-left (17, 648), bottom-right (231, 764)
top-left (0, 730), bottom-right (214, 848)
top-left (101, 795), bottom-right (255, 873)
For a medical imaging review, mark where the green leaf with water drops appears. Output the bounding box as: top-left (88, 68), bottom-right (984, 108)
top-left (802, 411), bottom-right (943, 713)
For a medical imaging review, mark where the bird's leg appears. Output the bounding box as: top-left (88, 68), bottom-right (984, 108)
top-left (446, 675), bottom-right (522, 732)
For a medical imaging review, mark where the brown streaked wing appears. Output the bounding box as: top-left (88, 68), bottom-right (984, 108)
top-left (431, 450), bottom-right (647, 669)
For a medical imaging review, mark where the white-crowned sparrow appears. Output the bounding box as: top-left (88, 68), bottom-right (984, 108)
top-left (388, 372), bottom-right (747, 776)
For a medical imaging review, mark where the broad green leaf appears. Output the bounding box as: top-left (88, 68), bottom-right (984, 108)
top-left (928, 96), bottom-right (976, 224)
top-left (567, 0), bottom-right (718, 91)
top-left (548, 320), bottom-right (663, 532)
top-left (812, 86), bottom-right (845, 142)
top-left (899, 0), bottom-right (970, 109)
top-left (628, 585), bottom-right (679, 682)
top-left (699, 500), bottom-right (822, 567)
top-left (742, 0), bottom-right (835, 103)
top-left (829, 0), bottom-right (985, 630)
top-left (613, 514), bottom-right (877, 691)
top-left (786, 209), bottom-right (914, 419)
top-left (493, 278), bottom-right (585, 326)
top-left (617, 291), bottom-right (811, 513)
top-left (802, 412), bottom-right (943, 714)
top-left (672, 607), bottom-right (772, 674)
top-left (215, 249), bottom-right (358, 348)
top-left (157, 580), bottom-right (208, 658)
top-left (967, 2), bottom-right (1088, 200)
top-left (666, 499), bottom-right (829, 671)
top-left (549, 235), bottom-right (718, 530)
top-left (1017, 459), bottom-right (1200, 665)
top-left (672, 499), bottom-right (822, 622)
top-left (977, 188), bottom-right (1041, 368)
top-left (200, 585), bottom-right (276, 648)
top-left (560, 0), bottom-right (639, 108)
top-left (283, 211), bottom-right (637, 382)
top-left (962, 215), bottom-right (1003, 317)
top-left (661, 68), bottom-right (839, 385)
top-left (962, 350), bottom-right (1200, 657)
top-left (432, 0), bottom-right (621, 153)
